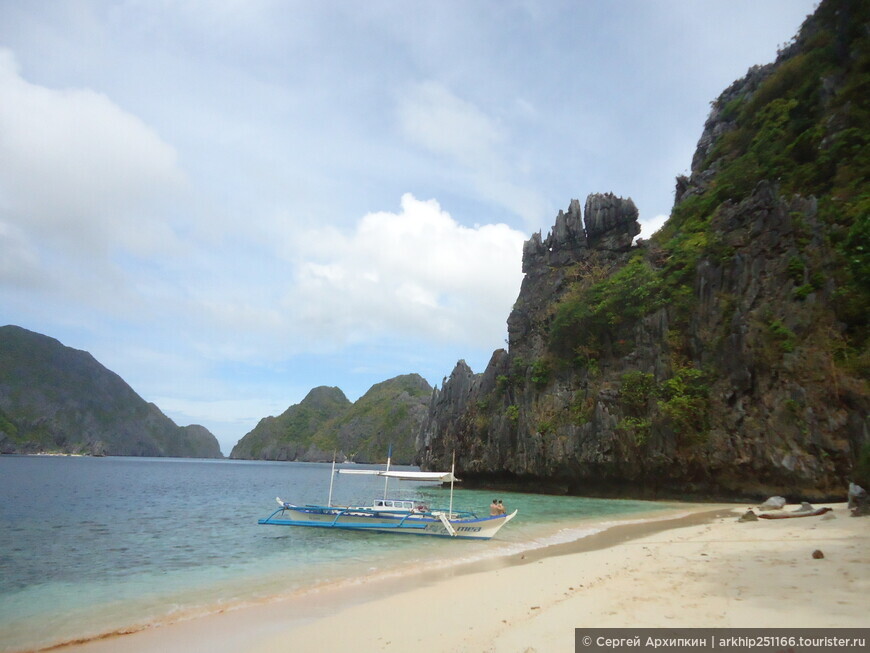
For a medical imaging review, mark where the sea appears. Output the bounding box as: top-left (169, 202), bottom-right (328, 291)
top-left (0, 455), bottom-right (681, 652)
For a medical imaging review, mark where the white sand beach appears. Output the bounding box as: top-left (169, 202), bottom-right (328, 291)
top-left (54, 503), bottom-right (868, 653)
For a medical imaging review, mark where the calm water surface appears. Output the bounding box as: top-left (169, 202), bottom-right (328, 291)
top-left (0, 455), bottom-right (676, 651)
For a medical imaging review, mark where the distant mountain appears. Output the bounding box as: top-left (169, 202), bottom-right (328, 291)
top-left (230, 386), bottom-right (351, 461)
top-left (230, 374), bottom-right (433, 464)
top-left (310, 374), bottom-right (433, 464)
top-left (0, 325), bottom-right (222, 458)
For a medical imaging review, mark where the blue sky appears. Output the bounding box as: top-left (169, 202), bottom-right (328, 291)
top-left (0, 1), bottom-right (817, 455)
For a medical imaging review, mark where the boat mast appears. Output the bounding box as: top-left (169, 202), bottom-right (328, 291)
top-left (327, 453), bottom-right (336, 507)
top-left (383, 444), bottom-right (392, 500)
top-left (448, 450), bottom-right (455, 518)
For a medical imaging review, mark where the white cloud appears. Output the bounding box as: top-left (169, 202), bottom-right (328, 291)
top-left (396, 81), bottom-right (547, 227)
top-left (0, 221), bottom-right (42, 287)
top-left (0, 49), bottom-right (185, 261)
top-left (287, 193), bottom-right (526, 350)
top-left (639, 214), bottom-right (668, 240)
top-left (398, 80), bottom-right (503, 169)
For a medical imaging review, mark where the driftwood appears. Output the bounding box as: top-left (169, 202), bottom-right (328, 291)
top-left (757, 506), bottom-right (832, 520)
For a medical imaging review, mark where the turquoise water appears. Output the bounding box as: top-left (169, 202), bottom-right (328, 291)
top-left (0, 456), bottom-right (677, 652)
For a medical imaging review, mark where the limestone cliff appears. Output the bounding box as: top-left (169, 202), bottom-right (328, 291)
top-left (0, 325), bottom-right (223, 458)
top-left (418, 0), bottom-right (868, 500)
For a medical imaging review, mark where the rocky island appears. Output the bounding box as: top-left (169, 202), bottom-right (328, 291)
top-left (0, 325), bottom-right (222, 458)
top-left (231, 374), bottom-right (431, 464)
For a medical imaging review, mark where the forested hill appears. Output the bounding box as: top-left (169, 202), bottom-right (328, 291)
top-left (418, 0), bottom-right (869, 500)
top-left (230, 374), bottom-right (432, 464)
top-left (0, 325), bottom-right (222, 458)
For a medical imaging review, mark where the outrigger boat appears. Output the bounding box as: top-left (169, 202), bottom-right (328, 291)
top-left (258, 454), bottom-right (517, 540)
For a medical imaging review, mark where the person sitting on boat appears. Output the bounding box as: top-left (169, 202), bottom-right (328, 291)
top-left (497, 499), bottom-right (506, 515)
top-left (490, 499), bottom-right (500, 516)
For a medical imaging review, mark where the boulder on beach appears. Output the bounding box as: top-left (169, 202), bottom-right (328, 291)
top-left (738, 509), bottom-right (758, 522)
top-left (758, 496), bottom-right (786, 510)
top-left (848, 483), bottom-right (869, 517)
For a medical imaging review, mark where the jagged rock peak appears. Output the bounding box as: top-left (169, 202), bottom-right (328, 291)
top-left (443, 359), bottom-right (476, 398)
top-left (521, 232), bottom-right (546, 273)
top-left (551, 198), bottom-right (585, 249)
top-left (522, 193), bottom-right (640, 273)
top-left (584, 192), bottom-right (640, 251)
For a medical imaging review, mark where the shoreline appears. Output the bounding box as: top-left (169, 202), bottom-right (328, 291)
top-left (40, 503), bottom-right (727, 653)
top-left (33, 502), bottom-right (869, 653)
top-left (251, 501), bottom-right (865, 653)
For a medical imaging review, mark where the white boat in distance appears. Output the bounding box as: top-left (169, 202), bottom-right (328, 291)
top-left (258, 463), bottom-right (517, 540)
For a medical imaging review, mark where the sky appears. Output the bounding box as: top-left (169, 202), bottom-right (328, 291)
top-left (0, 0), bottom-right (818, 455)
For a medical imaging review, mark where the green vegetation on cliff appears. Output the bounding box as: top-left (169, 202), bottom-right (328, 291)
top-left (550, 0), bottom-right (867, 395)
top-left (552, 0), bottom-right (868, 373)
top-left (420, 0), bottom-right (868, 500)
top-left (686, 0), bottom-right (869, 355)
top-left (551, 253), bottom-right (666, 361)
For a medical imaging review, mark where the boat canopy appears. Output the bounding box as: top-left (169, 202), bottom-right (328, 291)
top-left (337, 469), bottom-right (458, 483)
